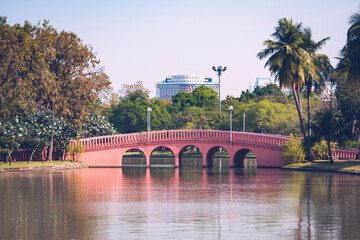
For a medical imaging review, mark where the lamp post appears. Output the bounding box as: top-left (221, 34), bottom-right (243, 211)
top-left (243, 112), bottom-right (246, 132)
top-left (229, 106), bottom-right (233, 144)
top-left (212, 66), bottom-right (227, 114)
top-left (147, 107), bottom-right (152, 144)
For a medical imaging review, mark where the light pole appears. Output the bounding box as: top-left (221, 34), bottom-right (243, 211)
top-left (212, 66), bottom-right (227, 114)
top-left (243, 112), bottom-right (246, 132)
top-left (229, 106), bottom-right (233, 144)
top-left (147, 107), bottom-right (152, 144)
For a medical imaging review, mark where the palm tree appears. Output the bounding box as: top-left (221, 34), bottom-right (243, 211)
top-left (339, 10), bottom-right (360, 87)
top-left (300, 28), bottom-right (333, 160)
top-left (312, 108), bottom-right (342, 164)
top-left (257, 18), bottom-right (317, 160)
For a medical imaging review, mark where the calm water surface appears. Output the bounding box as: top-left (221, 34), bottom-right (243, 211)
top-left (0, 167), bottom-right (360, 240)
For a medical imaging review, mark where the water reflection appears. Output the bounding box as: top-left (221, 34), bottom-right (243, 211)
top-left (0, 168), bottom-right (359, 239)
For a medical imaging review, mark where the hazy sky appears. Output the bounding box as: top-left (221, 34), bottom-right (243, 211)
top-left (1, 0), bottom-right (359, 99)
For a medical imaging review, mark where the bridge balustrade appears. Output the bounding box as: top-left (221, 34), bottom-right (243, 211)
top-left (69, 130), bottom-right (358, 160)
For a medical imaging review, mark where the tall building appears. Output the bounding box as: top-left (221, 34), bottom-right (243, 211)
top-left (250, 77), bottom-right (292, 95)
top-left (156, 74), bottom-right (219, 100)
top-left (249, 78), bottom-right (272, 92)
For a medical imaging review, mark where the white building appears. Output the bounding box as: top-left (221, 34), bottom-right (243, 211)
top-left (249, 78), bottom-right (272, 92)
top-left (250, 77), bottom-right (292, 95)
top-left (156, 74), bottom-right (219, 100)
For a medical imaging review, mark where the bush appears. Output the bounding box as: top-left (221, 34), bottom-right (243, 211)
top-left (312, 141), bottom-right (328, 160)
top-left (312, 141), bottom-right (336, 160)
top-left (66, 139), bottom-right (84, 162)
top-left (281, 135), bottom-right (305, 164)
top-left (343, 140), bottom-right (360, 149)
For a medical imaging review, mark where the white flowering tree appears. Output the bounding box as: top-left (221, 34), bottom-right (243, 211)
top-left (54, 118), bottom-right (77, 161)
top-left (23, 111), bottom-right (77, 162)
top-left (0, 116), bottom-right (27, 165)
top-left (24, 111), bottom-right (58, 162)
top-left (82, 113), bottom-right (116, 138)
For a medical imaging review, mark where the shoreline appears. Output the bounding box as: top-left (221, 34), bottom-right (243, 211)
top-left (0, 162), bottom-right (87, 172)
top-left (282, 160), bottom-right (360, 175)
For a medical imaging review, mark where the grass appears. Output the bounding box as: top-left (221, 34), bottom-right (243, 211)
top-left (284, 160), bottom-right (360, 174)
top-left (0, 161), bottom-right (79, 169)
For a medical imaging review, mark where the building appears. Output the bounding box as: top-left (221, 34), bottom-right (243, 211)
top-left (249, 78), bottom-right (272, 92)
top-left (156, 74), bottom-right (219, 100)
top-left (249, 77), bottom-right (292, 95)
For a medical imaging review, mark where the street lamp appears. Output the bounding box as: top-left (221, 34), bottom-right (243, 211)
top-left (212, 66), bottom-right (227, 114)
top-left (229, 106), bottom-right (233, 144)
top-left (243, 112), bottom-right (246, 132)
top-left (147, 107), bottom-right (152, 144)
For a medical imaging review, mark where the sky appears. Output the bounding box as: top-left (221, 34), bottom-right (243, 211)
top-left (1, 0), bottom-right (359, 99)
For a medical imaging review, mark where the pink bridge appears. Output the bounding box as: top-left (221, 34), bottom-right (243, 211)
top-left (69, 130), bottom-right (359, 168)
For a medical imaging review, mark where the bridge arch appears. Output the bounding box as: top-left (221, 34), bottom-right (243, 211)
top-left (150, 146), bottom-right (175, 166)
top-left (179, 145), bottom-right (203, 168)
top-left (122, 148), bottom-right (146, 166)
top-left (206, 146), bottom-right (229, 168)
top-left (233, 148), bottom-right (257, 168)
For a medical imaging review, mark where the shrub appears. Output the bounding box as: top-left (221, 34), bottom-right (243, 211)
top-left (312, 141), bottom-right (336, 160)
top-left (281, 135), bottom-right (305, 164)
top-left (66, 139), bottom-right (84, 162)
top-left (312, 141), bottom-right (328, 160)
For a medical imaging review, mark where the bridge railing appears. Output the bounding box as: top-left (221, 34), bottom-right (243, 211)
top-left (72, 130), bottom-right (291, 151)
top-left (69, 130), bottom-right (359, 160)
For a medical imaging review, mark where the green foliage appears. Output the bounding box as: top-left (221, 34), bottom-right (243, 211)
top-left (190, 85), bottom-right (218, 109)
top-left (312, 141), bottom-right (335, 160)
top-left (173, 107), bottom-right (219, 130)
top-left (220, 100), bottom-right (300, 135)
top-left (66, 139), bottom-right (84, 162)
top-left (281, 135), bottom-right (305, 164)
top-left (240, 84), bottom-right (288, 103)
top-left (0, 18), bottom-right (110, 126)
top-left (337, 10), bottom-right (360, 87)
top-left (312, 141), bottom-right (328, 160)
top-left (342, 140), bottom-right (360, 149)
top-left (312, 107), bottom-right (343, 163)
top-left (335, 80), bottom-right (360, 142)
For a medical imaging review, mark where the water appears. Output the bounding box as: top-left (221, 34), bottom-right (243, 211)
top-left (0, 167), bottom-right (359, 240)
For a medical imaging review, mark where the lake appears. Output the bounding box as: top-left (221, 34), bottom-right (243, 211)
top-left (0, 166), bottom-right (359, 239)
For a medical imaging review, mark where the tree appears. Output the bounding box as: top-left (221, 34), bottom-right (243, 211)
top-left (257, 18), bottom-right (319, 160)
top-left (300, 27), bottom-right (332, 160)
top-left (190, 85), bottom-right (218, 109)
top-left (338, 10), bottom-right (360, 87)
top-left (24, 112), bottom-right (52, 163)
top-left (312, 107), bottom-right (342, 164)
top-left (120, 80), bottom-right (149, 102)
top-left (335, 80), bottom-right (360, 142)
top-left (82, 113), bottom-right (116, 138)
top-left (31, 21), bottom-right (110, 159)
top-left (171, 91), bottom-right (192, 111)
top-left (239, 83), bottom-right (288, 103)
top-left (0, 17), bottom-right (36, 120)
top-left (54, 118), bottom-right (77, 161)
top-left (0, 116), bottom-right (27, 165)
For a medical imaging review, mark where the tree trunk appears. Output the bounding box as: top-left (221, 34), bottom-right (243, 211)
top-left (8, 148), bottom-right (13, 166)
top-left (47, 132), bottom-right (54, 162)
top-left (306, 87), bottom-right (316, 161)
top-left (62, 149), bottom-right (65, 162)
top-left (29, 143), bottom-right (41, 164)
top-left (292, 85), bottom-right (306, 136)
top-left (327, 141), bottom-right (333, 164)
top-left (292, 84), bottom-right (315, 161)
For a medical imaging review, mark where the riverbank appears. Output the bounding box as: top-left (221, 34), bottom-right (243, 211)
top-left (282, 160), bottom-right (360, 175)
top-left (0, 161), bottom-right (87, 172)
